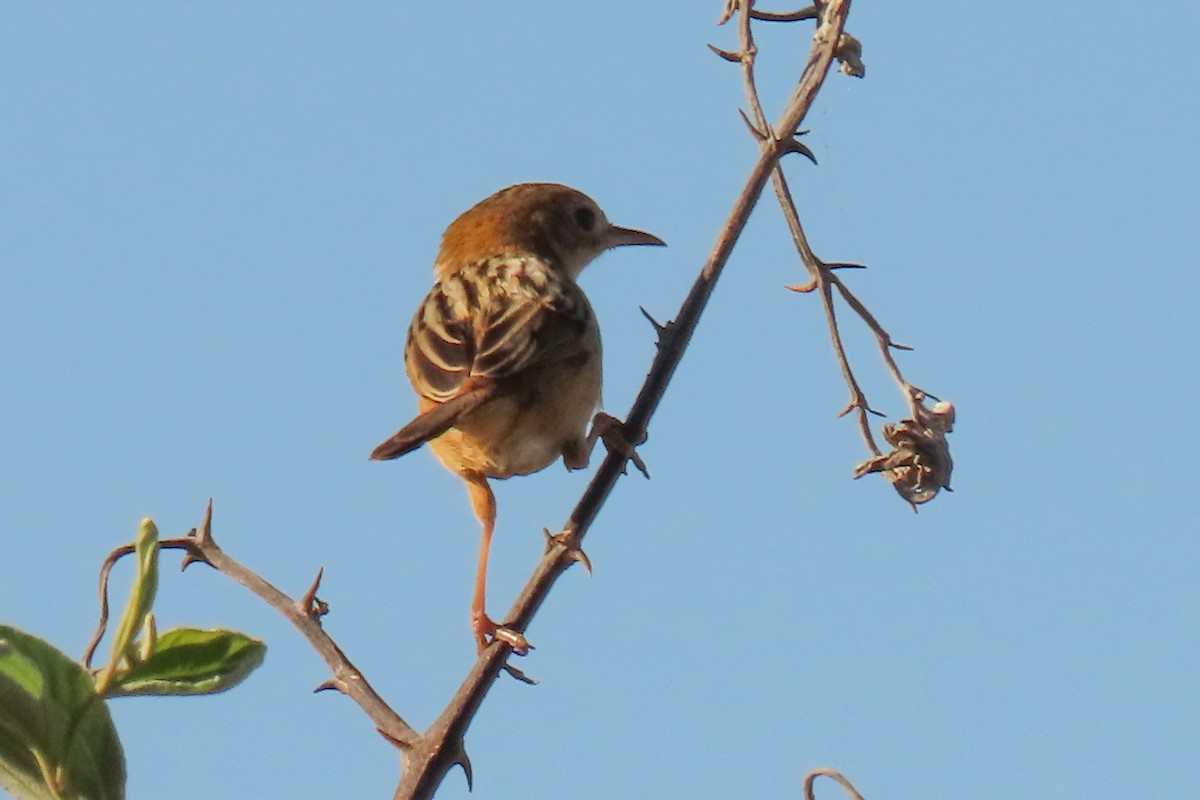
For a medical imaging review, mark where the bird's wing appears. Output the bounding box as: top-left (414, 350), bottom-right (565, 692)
top-left (370, 257), bottom-right (593, 461)
top-left (407, 256), bottom-right (593, 403)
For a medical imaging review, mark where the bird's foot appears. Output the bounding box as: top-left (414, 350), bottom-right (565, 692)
top-left (588, 412), bottom-right (649, 478)
top-left (472, 610), bottom-right (530, 656)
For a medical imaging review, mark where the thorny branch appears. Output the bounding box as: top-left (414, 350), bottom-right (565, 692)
top-left (84, 3), bottom-right (945, 798)
top-left (725, 0), bottom-right (953, 508)
top-left (85, 500), bottom-right (418, 749)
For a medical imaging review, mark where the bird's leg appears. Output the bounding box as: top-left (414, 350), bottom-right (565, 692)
top-left (464, 474), bottom-right (529, 655)
top-left (587, 412), bottom-right (649, 478)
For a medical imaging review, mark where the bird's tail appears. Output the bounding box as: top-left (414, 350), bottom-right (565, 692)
top-left (370, 383), bottom-right (497, 461)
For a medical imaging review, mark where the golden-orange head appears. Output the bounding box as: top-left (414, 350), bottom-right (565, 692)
top-left (433, 183), bottom-right (664, 279)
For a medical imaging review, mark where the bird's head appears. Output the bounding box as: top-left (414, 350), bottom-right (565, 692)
top-left (434, 183), bottom-right (665, 279)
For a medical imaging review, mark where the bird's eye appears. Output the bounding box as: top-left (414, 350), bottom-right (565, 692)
top-left (573, 207), bottom-right (596, 232)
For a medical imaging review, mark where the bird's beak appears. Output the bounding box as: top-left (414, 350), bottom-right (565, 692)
top-left (605, 225), bottom-right (666, 249)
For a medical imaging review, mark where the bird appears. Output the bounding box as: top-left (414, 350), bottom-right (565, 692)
top-left (371, 182), bottom-right (665, 652)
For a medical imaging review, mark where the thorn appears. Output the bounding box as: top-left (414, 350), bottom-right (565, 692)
top-left (889, 341), bottom-right (915, 352)
top-left (738, 108), bottom-right (768, 141)
top-left (785, 279), bottom-right (818, 294)
top-left (313, 679), bottom-right (346, 695)
top-left (544, 529), bottom-right (592, 575)
top-left (197, 498), bottom-right (214, 546)
top-left (837, 401), bottom-right (886, 419)
top-left (716, 0), bottom-right (737, 25)
top-left (180, 551), bottom-right (205, 572)
top-left (706, 43), bottom-right (742, 62)
top-left (570, 547), bottom-right (593, 576)
top-left (297, 567), bottom-right (329, 619)
top-left (827, 261), bottom-right (867, 271)
top-left (501, 662), bottom-right (539, 685)
top-left (628, 453), bottom-right (649, 478)
top-left (639, 305), bottom-right (668, 336)
top-left (452, 745), bottom-right (474, 791)
top-left (782, 138), bottom-right (817, 164)
top-left (180, 500), bottom-right (218, 571)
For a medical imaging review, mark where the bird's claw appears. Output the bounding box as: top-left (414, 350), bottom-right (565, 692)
top-left (492, 627), bottom-right (530, 654)
top-left (472, 611), bottom-right (530, 656)
top-left (588, 412), bottom-right (649, 478)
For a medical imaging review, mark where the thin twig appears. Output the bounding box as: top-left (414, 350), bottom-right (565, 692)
top-left (722, 3), bottom-right (882, 452)
top-left (728, 0), bottom-right (886, 456)
top-left (720, 0), bottom-right (888, 455)
top-left (829, 275), bottom-right (924, 418)
top-left (83, 542), bottom-right (135, 669)
top-left (188, 501), bottom-right (418, 748)
top-left (773, 168), bottom-right (883, 454)
top-left (802, 766), bottom-right (868, 800)
top-left (748, 2), bottom-right (951, 508)
top-left (751, 6), bottom-right (818, 23)
top-left (83, 539), bottom-right (197, 669)
top-left (85, 501), bottom-right (419, 749)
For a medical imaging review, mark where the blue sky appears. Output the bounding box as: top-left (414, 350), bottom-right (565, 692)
top-left (3, 2), bottom-right (1198, 798)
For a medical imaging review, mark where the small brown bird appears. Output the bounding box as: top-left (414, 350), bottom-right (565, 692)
top-left (371, 183), bottom-right (664, 651)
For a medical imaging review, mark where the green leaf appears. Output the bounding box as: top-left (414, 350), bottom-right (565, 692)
top-left (0, 626), bottom-right (125, 800)
top-left (106, 629), bottom-right (265, 697)
top-left (96, 519), bottom-right (160, 694)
